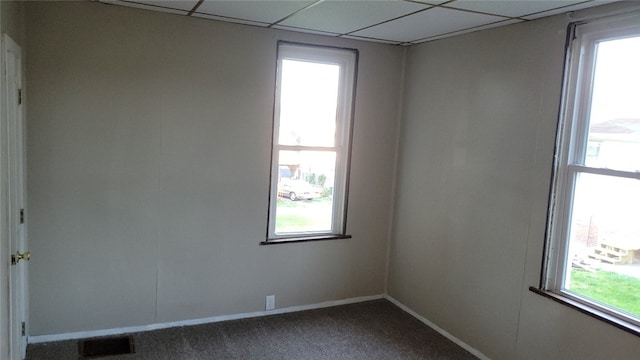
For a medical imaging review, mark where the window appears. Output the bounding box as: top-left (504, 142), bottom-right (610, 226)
top-left (541, 13), bottom-right (640, 334)
top-left (264, 42), bottom-right (357, 243)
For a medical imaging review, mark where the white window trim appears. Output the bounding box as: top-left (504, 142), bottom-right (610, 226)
top-left (541, 12), bottom-right (640, 334)
top-left (265, 42), bottom-right (357, 243)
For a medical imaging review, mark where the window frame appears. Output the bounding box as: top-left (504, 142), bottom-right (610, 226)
top-left (263, 42), bottom-right (358, 244)
top-left (539, 13), bottom-right (640, 336)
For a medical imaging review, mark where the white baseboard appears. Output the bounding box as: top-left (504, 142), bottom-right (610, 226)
top-left (384, 295), bottom-right (490, 360)
top-left (28, 294), bottom-right (384, 344)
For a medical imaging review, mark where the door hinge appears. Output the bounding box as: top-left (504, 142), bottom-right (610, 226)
top-left (20, 208), bottom-right (24, 224)
top-left (18, 88), bottom-right (22, 105)
top-left (21, 322), bottom-right (25, 336)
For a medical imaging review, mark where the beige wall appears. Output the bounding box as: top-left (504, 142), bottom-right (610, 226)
top-left (25, 1), bottom-right (403, 335)
top-left (389, 4), bottom-right (640, 360)
top-left (1, 0), bottom-right (25, 45)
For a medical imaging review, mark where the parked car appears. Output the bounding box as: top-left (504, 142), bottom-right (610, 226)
top-left (278, 179), bottom-right (322, 201)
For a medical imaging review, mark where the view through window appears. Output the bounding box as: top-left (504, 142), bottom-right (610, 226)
top-left (546, 15), bottom-right (640, 329)
top-left (267, 43), bottom-right (356, 241)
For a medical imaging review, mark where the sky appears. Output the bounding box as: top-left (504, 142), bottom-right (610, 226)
top-left (589, 35), bottom-right (640, 124)
top-left (278, 59), bottom-right (340, 147)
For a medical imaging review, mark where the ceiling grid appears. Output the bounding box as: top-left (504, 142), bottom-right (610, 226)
top-left (98, 0), bottom-right (618, 45)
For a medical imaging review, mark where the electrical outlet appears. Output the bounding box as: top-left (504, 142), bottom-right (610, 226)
top-left (266, 295), bottom-right (275, 310)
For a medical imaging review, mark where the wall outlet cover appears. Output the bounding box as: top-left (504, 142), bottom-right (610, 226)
top-left (266, 295), bottom-right (275, 310)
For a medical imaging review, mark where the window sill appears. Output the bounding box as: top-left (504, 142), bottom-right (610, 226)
top-left (261, 234), bottom-right (352, 245)
top-left (529, 286), bottom-right (640, 338)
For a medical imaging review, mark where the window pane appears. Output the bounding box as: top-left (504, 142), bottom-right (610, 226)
top-left (278, 59), bottom-right (340, 147)
top-left (584, 36), bottom-right (640, 172)
top-left (565, 173), bottom-right (640, 318)
top-left (275, 150), bottom-right (336, 234)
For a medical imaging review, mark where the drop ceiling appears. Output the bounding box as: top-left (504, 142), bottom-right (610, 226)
top-left (98, 0), bottom-right (618, 45)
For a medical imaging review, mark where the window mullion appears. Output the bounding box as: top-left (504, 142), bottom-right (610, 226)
top-left (276, 144), bottom-right (339, 152)
top-left (568, 164), bottom-right (640, 180)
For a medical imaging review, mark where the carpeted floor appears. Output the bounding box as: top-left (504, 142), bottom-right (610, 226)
top-left (26, 299), bottom-right (478, 359)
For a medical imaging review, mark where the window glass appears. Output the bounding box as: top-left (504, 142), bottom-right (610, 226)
top-left (566, 173), bottom-right (640, 318)
top-left (275, 150), bottom-right (336, 234)
top-left (584, 37), bottom-right (640, 172)
top-left (278, 60), bottom-right (340, 147)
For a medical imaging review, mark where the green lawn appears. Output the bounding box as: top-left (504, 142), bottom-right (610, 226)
top-left (274, 199), bottom-right (332, 233)
top-left (570, 269), bottom-right (640, 317)
top-left (275, 213), bottom-right (317, 230)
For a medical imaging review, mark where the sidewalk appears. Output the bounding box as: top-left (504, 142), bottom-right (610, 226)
top-left (598, 261), bottom-right (640, 279)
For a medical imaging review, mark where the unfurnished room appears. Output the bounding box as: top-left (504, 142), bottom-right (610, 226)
top-left (1, 1), bottom-right (639, 359)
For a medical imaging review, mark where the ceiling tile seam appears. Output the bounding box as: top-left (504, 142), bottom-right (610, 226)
top-left (341, 5), bottom-right (434, 37)
top-left (191, 11), bottom-right (271, 27)
top-left (268, 0), bottom-right (325, 28)
top-left (100, 0), bottom-right (448, 46)
top-left (276, 2), bottom-right (435, 39)
top-left (409, 18), bottom-right (519, 44)
top-left (518, 0), bottom-right (594, 20)
top-left (272, 24), bottom-right (341, 36)
top-left (436, 4), bottom-right (520, 21)
top-left (403, 0), bottom-right (456, 6)
top-left (438, 0), bottom-right (597, 22)
top-left (100, 0), bottom-right (600, 47)
top-left (340, 0), bottom-right (524, 40)
top-left (111, 0), bottom-right (522, 34)
top-left (187, 0), bottom-right (204, 16)
top-left (101, 1), bottom-right (273, 28)
top-left (337, 34), bottom-right (404, 45)
top-left (112, 0), bottom-right (541, 23)
top-left (116, 0), bottom-right (188, 15)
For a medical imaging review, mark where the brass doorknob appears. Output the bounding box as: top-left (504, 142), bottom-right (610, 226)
top-left (11, 251), bottom-right (30, 265)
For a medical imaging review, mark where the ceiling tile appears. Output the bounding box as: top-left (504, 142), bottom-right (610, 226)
top-left (340, 34), bottom-right (403, 45)
top-left (129, 0), bottom-right (199, 12)
top-left (522, 0), bottom-right (619, 20)
top-left (100, 0), bottom-right (190, 15)
top-left (279, 0), bottom-right (429, 35)
top-left (351, 7), bottom-right (505, 43)
top-left (412, 18), bottom-right (522, 43)
top-left (196, 0), bottom-right (316, 24)
top-left (446, 0), bottom-right (583, 18)
top-left (271, 24), bottom-right (340, 36)
top-left (191, 12), bottom-right (271, 27)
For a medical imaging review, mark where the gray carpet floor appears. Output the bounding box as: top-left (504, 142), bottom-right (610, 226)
top-left (26, 299), bottom-right (478, 359)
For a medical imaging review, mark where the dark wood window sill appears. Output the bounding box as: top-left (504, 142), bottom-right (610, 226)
top-left (261, 234), bottom-right (352, 245)
top-left (529, 286), bottom-right (640, 337)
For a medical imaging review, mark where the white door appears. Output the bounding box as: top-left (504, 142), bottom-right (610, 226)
top-left (3, 33), bottom-right (28, 360)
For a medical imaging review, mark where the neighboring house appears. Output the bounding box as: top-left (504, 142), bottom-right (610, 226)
top-left (587, 118), bottom-right (640, 171)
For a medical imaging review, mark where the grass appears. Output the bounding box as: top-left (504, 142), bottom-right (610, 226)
top-left (274, 199), bottom-right (332, 233)
top-left (570, 269), bottom-right (640, 317)
top-left (275, 199), bottom-right (313, 208)
top-left (275, 213), bottom-right (317, 230)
